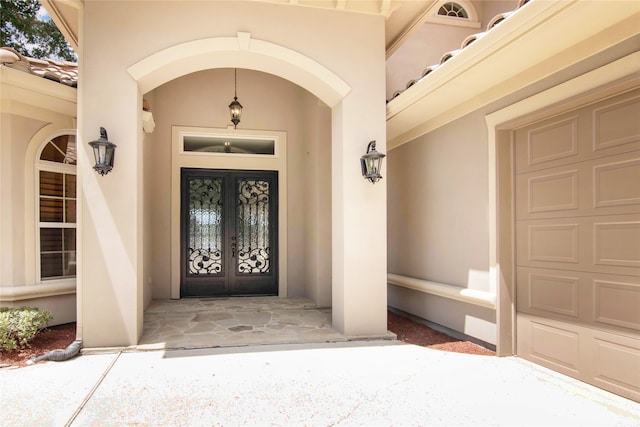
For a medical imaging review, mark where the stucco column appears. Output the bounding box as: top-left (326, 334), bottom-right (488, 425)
top-left (331, 95), bottom-right (388, 338)
top-left (78, 50), bottom-right (143, 347)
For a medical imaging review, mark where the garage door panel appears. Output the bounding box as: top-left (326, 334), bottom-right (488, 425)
top-left (517, 269), bottom-right (580, 318)
top-left (517, 267), bottom-right (640, 333)
top-left (525, 170), bottom-right (579, 214)
top-left (593, 94), bottom-right (640, 151)
top-left (593, 220), bottom-right (640, 269)
top-left (525, 223), bottom-right (580, 264)
top-left (515, 90), bottom-right (640, 175)
top-left (516, 152), bottom-right (640, 220)
top-left (593, 280), bottom-right (640, 331)
top-left (517, 214), bottom-right (640, 275)
top-left (594, 158), bottom-right (640, 208)
top-left (592, 337), bottom-right (640, 398)
top-left (518, 315), bottom-right (580, 375)
top-left (516, 115), bottom-right (579, 170)
top-left (517, 314), bottom-right (640, 402)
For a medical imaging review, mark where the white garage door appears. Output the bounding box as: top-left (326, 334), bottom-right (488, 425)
top-left (514, 88), bottom-right (640, 402)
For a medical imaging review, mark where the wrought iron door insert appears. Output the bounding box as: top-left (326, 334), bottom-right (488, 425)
top-left (180, 169), bottom-right (278, 297)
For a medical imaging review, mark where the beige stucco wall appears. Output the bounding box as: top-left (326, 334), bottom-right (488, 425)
top-left (0, 113), bottom-right (43, 287)
top-left (386, 109), bottom-right (496, 344)
top-left (303, 95), bottom-right (333, 307)
top-left (387, 110), bottom-right (490, 289)
top-left (144, 69), bottom-right (332, 303)
top-left (79, 0), bottom-right (387, 346)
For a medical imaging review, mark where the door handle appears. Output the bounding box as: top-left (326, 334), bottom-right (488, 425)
top-left (231, 236), bottom-right (236, 258)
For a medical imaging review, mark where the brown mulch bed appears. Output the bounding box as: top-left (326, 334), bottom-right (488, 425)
top-left (0, 311), bottom-right (493, 368)
top-left (387, 310), bottom-right (495, 356)
top-left (0, 323), bottom-right (76, 368)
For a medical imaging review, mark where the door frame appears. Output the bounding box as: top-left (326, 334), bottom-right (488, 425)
top-left (170, 126), bottom-right (288, 299)
top-left (485, 53), bottom-right (640, 356)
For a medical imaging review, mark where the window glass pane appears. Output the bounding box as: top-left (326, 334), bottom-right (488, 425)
top-left (40, 198), bottom-right (64, 222)
top-left (40, 171), bottom-right (63, 197)
top-left (40, 228), bottom-right (63, 251)
top-left (65, 200), bottom-right (76, 223)
top-left (64, 229), bottom-right (76, 251)
top-left (184, 136), bottom-right (275, 155)
top-left (236, 179), bottom-right (271, 274)
top-left (63, 252), bottom-right (76, 276)
top-left (65, 174), bottom-right (76, 198)
top-left (40, 141), bottom-right (66, 163)
top-left (40, 136), bottom-right (77, 164)
top-left (61, 135), bottom-right (77, 165)
top-left (187, 178), bottom-right (224, 276)
top-left (41, 253), bottom-right (63, 278)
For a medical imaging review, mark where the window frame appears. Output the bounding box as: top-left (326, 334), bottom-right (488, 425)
top-left (35, 134), bottom-right (77, 283)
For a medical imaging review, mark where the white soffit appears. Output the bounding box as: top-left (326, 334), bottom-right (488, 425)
top-left (40, 0), bottom-right (81, 52)
top-left (40, 0), bottom-right (433, 66)
top-left (386, 0), bottom-right (640, 150)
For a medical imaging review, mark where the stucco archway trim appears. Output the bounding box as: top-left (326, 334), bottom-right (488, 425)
top-left (127, 32), bottom-right (351, 107)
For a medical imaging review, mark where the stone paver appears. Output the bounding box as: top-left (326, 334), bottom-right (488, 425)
top-left (136, 297), bottom-right (351, 350)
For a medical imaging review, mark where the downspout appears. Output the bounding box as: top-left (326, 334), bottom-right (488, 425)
top-left (26, 339), bottom-right (82, 365)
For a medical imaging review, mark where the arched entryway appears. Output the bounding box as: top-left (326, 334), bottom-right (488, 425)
top-left (119, 33), bottom-right (388, 340)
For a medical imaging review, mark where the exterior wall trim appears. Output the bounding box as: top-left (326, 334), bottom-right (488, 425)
top-left (0, 280), bottom-right (75, 302)
top-left (127, 32), bottom-right (351, 106)
top-left (388, 273), bottom-right (496, 309)
top-left (485, 51), bottom-right (640, 356)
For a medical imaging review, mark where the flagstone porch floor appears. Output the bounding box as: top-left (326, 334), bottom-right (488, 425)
top-left (137, 297), bottom-right (356, 350)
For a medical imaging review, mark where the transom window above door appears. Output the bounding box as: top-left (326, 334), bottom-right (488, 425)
top-left (182, 134), bottom-right (277, 156)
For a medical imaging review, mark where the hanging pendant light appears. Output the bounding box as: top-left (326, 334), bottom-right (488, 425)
top-left (229, 68), bottom-right (243, 128)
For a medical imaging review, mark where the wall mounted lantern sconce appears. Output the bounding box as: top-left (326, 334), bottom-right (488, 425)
top-left (360, 140), bottom-right (386, 184)
top-left (229, 68), bottom-right (243, 128)
top-left (88, 127), bottom-right (116, 176)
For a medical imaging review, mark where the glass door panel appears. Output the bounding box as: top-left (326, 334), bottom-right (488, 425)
top-left (236, 179), bottom-right (271, 274)
top-left (180, 169), bottom-right (277, 297)
top-left (187, 178), bottom-right (224, 276)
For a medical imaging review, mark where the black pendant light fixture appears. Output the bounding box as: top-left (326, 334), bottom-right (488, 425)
top-left (229, 68), bottom-right (243, 128)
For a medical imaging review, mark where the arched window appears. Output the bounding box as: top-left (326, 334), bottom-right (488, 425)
top-left (37, 134), bottom-right (77, 281)
top-left (438, 2), bottom-right (469, 19)
top-left (427, 0), bottom-right (480, 28)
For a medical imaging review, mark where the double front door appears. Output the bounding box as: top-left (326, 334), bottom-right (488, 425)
top-left (180, 169), bottom-right (278, 297)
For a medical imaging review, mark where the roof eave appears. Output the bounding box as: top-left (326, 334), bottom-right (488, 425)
top-left (386, 0), bottom-right (640, 150)
top-left (0, 65), bottom-right (77, 119)
top-left (40, 0), bottom-right (81, 52)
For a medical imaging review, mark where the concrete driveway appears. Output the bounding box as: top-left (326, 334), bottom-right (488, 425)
top-left (1, 341), bottom-right (638, 426)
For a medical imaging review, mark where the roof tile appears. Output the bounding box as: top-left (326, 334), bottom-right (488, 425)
top-left (0, 47), bottom-right (78, 88)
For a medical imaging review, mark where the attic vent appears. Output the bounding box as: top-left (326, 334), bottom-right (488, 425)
top-left (438, 2), bottom-right (468, 19)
